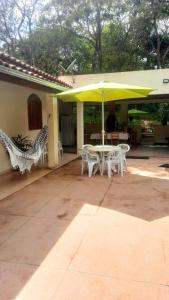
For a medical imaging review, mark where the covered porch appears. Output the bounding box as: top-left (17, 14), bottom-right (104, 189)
top-left (59, 69), bottom-right (169, 158)
top-left (0, 52), bottom-right (80, 175)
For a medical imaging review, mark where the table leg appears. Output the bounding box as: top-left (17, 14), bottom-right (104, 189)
top-left (120, 154), bottom-right (123, 176)
top-left (100, 152), bottom-right (104, 176)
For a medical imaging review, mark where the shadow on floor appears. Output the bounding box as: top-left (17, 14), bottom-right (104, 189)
top-left (0, 158), bottom-right (169, 299)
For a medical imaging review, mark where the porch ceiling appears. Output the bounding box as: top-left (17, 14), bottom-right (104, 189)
top-left (84, 94), bottom-right (169, 105)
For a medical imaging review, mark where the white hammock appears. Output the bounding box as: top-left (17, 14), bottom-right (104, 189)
top-left (0, 126), bottom-right (48, 173)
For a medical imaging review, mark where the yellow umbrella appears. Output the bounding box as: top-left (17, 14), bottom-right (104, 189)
top-left (57, 81), bottom-right (154, 145)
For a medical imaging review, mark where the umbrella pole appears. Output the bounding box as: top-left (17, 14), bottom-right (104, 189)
top-left (102, 100), bottom-right (105, 145)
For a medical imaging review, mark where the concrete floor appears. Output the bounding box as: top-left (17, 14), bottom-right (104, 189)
top-left (0, 158), bottom-right (169, 299)
top-left (0, 153), bottom-right (77, 201)
top-left (129, 144), bottom-right (169, 158)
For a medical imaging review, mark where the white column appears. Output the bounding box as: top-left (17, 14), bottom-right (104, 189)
top-left (46, 94), bottom-right (59, 168)
top-left (77, 102), bottom-right (84, 152)
top-left (120, 102), bottom-right (128, 127)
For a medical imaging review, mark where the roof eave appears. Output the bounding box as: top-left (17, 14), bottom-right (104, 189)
top-left (0, 65), bottom-right (69, 92)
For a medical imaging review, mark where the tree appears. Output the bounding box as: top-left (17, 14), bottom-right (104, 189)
top-left (128, 0), bottom-right (169, 69)
top-left (0, 0), bottom-right (43, 65)
top-left (17, 26), bottom-right (93, 74)
top-left (1, 0), bottom-right (168, 73)
top-left (158, 103), bottom-right (169, 125)
top-left (102, 21), bottom-right (145, 72)
top-left (41, 0), bottom-right (128, 72)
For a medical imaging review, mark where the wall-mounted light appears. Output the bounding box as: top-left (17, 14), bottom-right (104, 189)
top-left (163, 79), bottom-right (169, 84)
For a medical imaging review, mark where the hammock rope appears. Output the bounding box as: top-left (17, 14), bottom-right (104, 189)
top-left (0, 126), bottom-right (48, 173)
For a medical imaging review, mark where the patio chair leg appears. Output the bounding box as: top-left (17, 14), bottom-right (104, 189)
top-left (124, 159), bottom-right (127, 171)
top-left (120, 161), bottom-right (123, 176)
top-left (107, 162), bottom-right (112, 178)
top-left (88, 164), bottom-right (93, 177)
top-left (99, 164), bottom-right (102, 175)
top-left (93, 164), bottom-right (98, 175)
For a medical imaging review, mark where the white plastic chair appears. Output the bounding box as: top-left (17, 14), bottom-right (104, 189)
top-left (40, 140), bottom-right (64, 166)
top-left (118, 144), bottom-right (130, 171)
top-left (58, 140), bottom-right (63, 158)
top-left (79, 144), bottom-right (93, 175)
top-left (86, 149), bottom-right (101, 177)
top-left (105, 150), bottom-right (123, 178)
top-left (40, 144), bottom-right (48, 166)
top-left (79, 145), bottom-right (101, 177)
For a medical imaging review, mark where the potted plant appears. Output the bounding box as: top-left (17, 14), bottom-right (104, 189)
top-left (12, 134), bottom-right (32, 152)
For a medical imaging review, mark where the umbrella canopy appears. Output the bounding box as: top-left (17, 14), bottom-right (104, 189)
top-left (128, 109), bottom-right (148, 115)
top-left (57, 82), bottom-right (154, 145)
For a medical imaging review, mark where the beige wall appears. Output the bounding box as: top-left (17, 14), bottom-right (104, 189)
top-left (129, 125), bottom-right (169, 144)
top-left (59, 69), bottom-right (169, 97)
top-left (153, 125), bottom-right (169, 144)
top-left (0, 81), bottom-right (47, 173)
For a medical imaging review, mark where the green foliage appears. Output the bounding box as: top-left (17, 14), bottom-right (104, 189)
top-left (102, 22), bottom-right (144, 72)
top-left (0, 0), bottom-right (168, 72)
top-left (158, 103), bottom-right (169, 125)
top-left (12, 135), bottom-right (32, 152)
top-left (128, 102), bottom-right (169, 125)
top-left (128, 119), bottom-right (144, 126)
top-left (127, 0), bottom-right (169, 69)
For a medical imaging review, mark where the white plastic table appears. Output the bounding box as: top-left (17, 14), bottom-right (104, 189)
top-left (88, 145), bottom-right (122, 176)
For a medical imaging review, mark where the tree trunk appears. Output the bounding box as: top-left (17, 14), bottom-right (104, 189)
top-left (151, 0), bottom-right (162, 68)
top-left (93, 6), bottom-right (102, 72)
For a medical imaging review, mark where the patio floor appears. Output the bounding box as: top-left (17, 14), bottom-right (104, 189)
top-left (0, 153), bottom-right (77, 201)
top-left (129, 144), bottom-right (169, 158)
top-left (0, 157), bottom-right (169, 299)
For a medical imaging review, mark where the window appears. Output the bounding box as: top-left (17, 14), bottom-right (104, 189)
top-left (27, 94), bottom-right (42, 130)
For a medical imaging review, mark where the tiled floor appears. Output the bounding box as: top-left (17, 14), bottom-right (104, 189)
top-left (0, 158), bottom-right (169, 299)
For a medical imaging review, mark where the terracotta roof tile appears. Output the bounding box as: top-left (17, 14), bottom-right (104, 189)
top-left (0, 52), bottom-right (71, 88)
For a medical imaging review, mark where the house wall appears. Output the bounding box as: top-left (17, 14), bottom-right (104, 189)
top-left (0, 81), bottom-right (47, 173)
top-left (129, 125), bottom-right (169, 144)
top-left (153, 125), bottom-right (169, 144)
